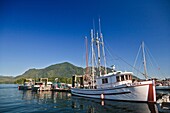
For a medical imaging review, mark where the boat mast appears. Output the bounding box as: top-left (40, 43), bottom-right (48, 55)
top-left (142, 41), bottom-right (148, 80)
top-left (85, 36), bottom-right (89, 75)
top-left (91, 29), bottom-right (95, 88)
top-left (99, 18), bottom-right (107, 74)
top-left (96, 32), bottom-right (101, 76)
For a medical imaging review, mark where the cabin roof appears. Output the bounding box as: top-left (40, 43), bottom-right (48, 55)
top-left (96, 71), bottom-right (133, 79)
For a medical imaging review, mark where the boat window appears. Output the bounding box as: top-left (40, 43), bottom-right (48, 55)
top-left (121, 75), bottom-right (124, 81)
top-left (125, 75), bottom-right (128, 80)
top-left (35, 83), bottom-right (43, 85)
top-left (116, 76), bottom-right (120, 82)
top-left (129, 75), bottom-right (132, 80)
top-left (102, 78), bottom-right (108, 84)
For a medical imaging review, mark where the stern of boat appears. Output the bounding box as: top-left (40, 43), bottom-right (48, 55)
top-left (146, 80), bottom-right (156, 103)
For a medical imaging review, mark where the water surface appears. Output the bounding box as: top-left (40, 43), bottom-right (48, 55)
top-left (0, 84), bottom-right (165, 113)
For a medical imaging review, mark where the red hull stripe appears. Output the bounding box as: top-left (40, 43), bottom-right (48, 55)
top-left (148, 84), bottom-right (154, 102)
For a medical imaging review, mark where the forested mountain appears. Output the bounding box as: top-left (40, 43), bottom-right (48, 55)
top-left (15, 62), bottom-right (84, 79)
top-left (14, 62), bottom-right (84, 83)
top-left (0, 76), bottom-right (15, 84)
top-left (1, 62), bottom-right (139, 84)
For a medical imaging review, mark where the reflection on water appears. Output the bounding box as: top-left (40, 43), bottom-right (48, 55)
top-left (19, 90), bottom-right (73, 112)
top-left (1, 84), bottom-right (168, 113)
top-left (71, 96), bottom-right (158, 113)
top-left (21, 90), bottom-right (71, 104)
top-left (20, 90), bottom-right (159, 113)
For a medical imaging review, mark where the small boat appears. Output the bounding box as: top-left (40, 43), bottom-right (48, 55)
top-left (156, 81), bottom-right (170, 90)
top-left (32, 78), bottom-right (52, 91)
top-left (18, 78), bottom-right (34, 90)
top-left (156, 95), bottom-right (170, 113)
top-left (71, 20), bottom-right (156, 103)
top-left (52, 83), bottom-right (71, 92)
top-left (156, 85), bottom-right (170, 90)
top-left (51, 78), bottom-right (71, 92)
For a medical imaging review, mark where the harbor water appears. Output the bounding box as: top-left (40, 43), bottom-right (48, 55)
top-left (0, 84), bottom-right (169, 113)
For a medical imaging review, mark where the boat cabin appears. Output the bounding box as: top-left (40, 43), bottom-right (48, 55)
top-left (96, 71), bottom-right (133, 89)
top-left (23, 78), bottom-right (34, 85)
top-left (35, 82), bottom-right (43, 85)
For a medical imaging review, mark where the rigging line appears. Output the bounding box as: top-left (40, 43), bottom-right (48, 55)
top-left (136, 58), bottom-right (154, 79)
top-left (99, 30), bottom-right (107, 72)
top-left (145, 45), bottom-right (166, 78)
top-left (104, 49), bottom-right (120, 69)
top-left (137, 59), bottom-right (143, 77)
top-left (81, 36), bottom-right (86, 74)
top-left (145, 44), bottom-right (159, 68)
top-left (145, 47), bottom-right (157, 77)
top-left (133, 44), bottom-right (142, 72)
top-left (104, 40), bottom-right (147, 77)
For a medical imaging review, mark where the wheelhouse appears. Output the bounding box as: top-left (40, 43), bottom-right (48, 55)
top-left (96, 72), bottom-right (133, 89)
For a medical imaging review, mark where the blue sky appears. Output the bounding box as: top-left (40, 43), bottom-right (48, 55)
top-left (0, 0), bottom-right (170, 79)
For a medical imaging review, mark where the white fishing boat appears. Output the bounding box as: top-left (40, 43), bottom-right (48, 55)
top-left (156, 80), bottom-right (170, 90)
top-left (18, 78), bottom-right (34, 90)
top-left (71, 20), bottom-right (156, 103)
top-left (32, 78), bottom-right (52, 91)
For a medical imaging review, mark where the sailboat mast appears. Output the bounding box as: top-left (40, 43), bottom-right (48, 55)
top-left (85, 36), bottom-right (88, 75)
top-left (142, 41), bottom-right (148, 80)
top-left (99, 18), bottom-right (107, 74)
top-left (96, 33), bottom-right (101, 76)
top-left (91, 29), bottom-right (95, 88)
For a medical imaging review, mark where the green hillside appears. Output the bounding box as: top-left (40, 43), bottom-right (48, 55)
top-left (14, 62), bottom-right (84, 84)
top-left (15, 62), bottom-right (84, 78)
top-left (1, 62), bottom-right (140, 84)
top-left (0, 76), bottom-right (15, 84)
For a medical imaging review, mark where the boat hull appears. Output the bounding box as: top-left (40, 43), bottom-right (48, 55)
top-left (18, 85), bottom-right (32, 90)
top-left (156, 86), bottom-right (170, 90)
top-left (71, 81), bottom-right (156, 103)
top-left (32, 85), bottom-right (51, 91)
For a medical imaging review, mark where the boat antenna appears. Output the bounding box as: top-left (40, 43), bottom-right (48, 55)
top-left (142, 41), bottom-right (148, 80)
top-left (99, 18), bottom-right (107, 74)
